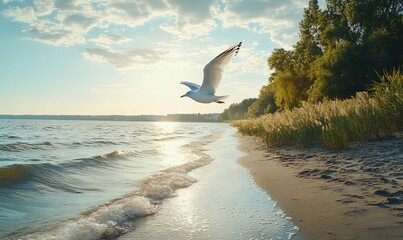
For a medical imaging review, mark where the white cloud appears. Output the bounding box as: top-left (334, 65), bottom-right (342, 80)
top-left (226, 45), bottom-right (270, 76)
top-left (21, 17), bottom-right (86, 46)
top-left (3, 6), bottom-right (37, 24)
top-left (160, 0), bottom-right (217, 38)
top-left (83, 48), bottom-right (166, 70)
top-left (160, 19), bottom-right (216, 39)
top-left (1, 0), bottom-right (317, 69)
top-left (263, 27), bottom-right (299, 49)
top-left (54, 0), bottom-right (88, 11)
top-left (2, 0), bottom-right (311, 48)
top-left (24, 27), bottom-right (85, 46)
top-left (62, 13), bottom-right (100, 33)
top-left (103, 0), bottom-right (218, 39)
top-left (2, 0), bottom-right (220, 44)
top-left (89, 33), bottom-right (132, 48)
top-left (2, 5), bottom-right (92, 46)
top-left (104, 0), bottom-right (168, 27)
top-left (34, 0), bottom-right (54, 16)
top-left (213, 0), bottom-right (307, 48)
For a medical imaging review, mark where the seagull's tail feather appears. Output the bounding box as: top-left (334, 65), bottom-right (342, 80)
top-left (215, 95), bottom-right (229, 104)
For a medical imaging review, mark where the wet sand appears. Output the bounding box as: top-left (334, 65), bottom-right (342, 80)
top-left (237, 133), bottom-right (403, 240)
top-left (117, 128), bottom-right (298, 240)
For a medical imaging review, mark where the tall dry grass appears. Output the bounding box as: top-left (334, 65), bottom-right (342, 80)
top-left (234, 69), bottom-right (403, 149)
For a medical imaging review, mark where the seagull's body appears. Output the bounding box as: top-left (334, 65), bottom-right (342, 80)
top-left (180, 42), bottom-right (242, 104)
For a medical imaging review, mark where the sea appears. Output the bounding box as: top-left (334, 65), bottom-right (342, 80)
top-left (0, 119), bottom-right (300, 240)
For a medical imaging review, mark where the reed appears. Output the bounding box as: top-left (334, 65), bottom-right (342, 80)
top-left (234, 69), bottom-right (403, 149)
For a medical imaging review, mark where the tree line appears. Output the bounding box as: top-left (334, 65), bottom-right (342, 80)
top-left (222, 0), bottom-right (402, 120)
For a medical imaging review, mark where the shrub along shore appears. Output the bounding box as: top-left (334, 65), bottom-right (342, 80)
top-left (234, 70), bottom-right (403, 149)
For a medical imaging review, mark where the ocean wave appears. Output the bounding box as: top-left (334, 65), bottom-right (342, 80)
top-left (7, 135), bottom-right (21, 139)
top-left (0, 150), bottom-right (133, 187)
top-left (20, 133), bottom-right (221, 240)
top-left (0, 141), bottom-right (53, 152)
top-left (0, 134), bottom-right (21, 139)
top-left (94, 150), bottom-right (136, 159)
top-left (0, 163), bottom-right (55, 186)
top-left (67, 150), bottom-right (138, 169)
top-left (154, 136), bottom-right (179, 142)
top-left (0, 164), bottom-right (31, 186)
top-left (0, 139), bottom-right (123, 153)
top-left (81, 140), bottom-right (119, 146)
top-left (66, 140), bottom-right (121, 149)
top-left (0, 161), bottom-right (105, 194)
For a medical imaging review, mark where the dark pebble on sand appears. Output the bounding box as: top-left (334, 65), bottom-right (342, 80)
top-left (344, 180), bottom-right (355, 185)
top-left (374, 189), bottom-right (391, 197)
top-left (386, 197), bottom-right (401, 205)
top-left (320, 174), bottom-right (332, 179)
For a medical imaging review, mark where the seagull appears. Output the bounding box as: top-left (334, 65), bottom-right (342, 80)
top-left (180, 42), bottom-right (242, 104)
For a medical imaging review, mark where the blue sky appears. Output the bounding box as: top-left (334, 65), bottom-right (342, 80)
top-left (0, 0), bottom-right (323, 115)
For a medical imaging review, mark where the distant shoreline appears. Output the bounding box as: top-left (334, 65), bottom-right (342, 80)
top-left (0, 114), bottom-right (222, 123)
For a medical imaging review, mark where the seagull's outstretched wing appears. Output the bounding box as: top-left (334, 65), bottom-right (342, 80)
top-left (180, 81), bottom-right (200, 91)
top-left (199, 42), bottom-right (242, 94)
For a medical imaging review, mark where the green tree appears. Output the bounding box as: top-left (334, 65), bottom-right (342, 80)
top-left (220, 98), bottom-right (257, 120)
top-left (250, 0), bottom-right (402, 115)
top-left (308, 0), bottom-right (403, 101)
top-left (247, 85), bottom-right (277, 118)
top-left (267, 0), bottom-right (324, 110)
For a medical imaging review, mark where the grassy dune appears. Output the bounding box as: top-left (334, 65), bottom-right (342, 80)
top-left (234, 70), bottom-right (403, 149)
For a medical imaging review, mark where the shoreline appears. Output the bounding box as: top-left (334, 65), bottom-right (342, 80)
top-left (118, 127), bottom-right (298, 240)
top-left (236, 133), bottom-right (403, 240)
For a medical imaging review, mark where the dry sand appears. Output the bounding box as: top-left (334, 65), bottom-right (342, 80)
top-left (237, 133), bottom-right (403, 240)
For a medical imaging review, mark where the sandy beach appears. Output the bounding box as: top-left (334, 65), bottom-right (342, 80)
top-left (237, 133), bottom-right (403, 240)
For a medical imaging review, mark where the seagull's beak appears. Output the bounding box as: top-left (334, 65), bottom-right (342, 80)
top-left (180, 94), bottom-right (186, 98)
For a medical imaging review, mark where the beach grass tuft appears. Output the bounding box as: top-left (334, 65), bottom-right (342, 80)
top-left (234, 69), bottom-right (403, 149)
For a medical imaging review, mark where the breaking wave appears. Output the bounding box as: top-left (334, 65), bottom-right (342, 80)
top-left (94, 150), bottom-right (136, 159)
top-left (0, 150), bottom-right (136, 187)
top-left (17, 133), bottom-right (221, 240)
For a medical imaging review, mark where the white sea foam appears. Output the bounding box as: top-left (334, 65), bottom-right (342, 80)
top-left (22, 132), bottom-right (221, 240)
top-left (25, 196), bottom-right (158, 240)
top-left (95, 150), bottom-right (136, 159)
top-left (137, 134), bottom-right (217, 202)
top-left (141, 172), bottom-right (197, 200)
